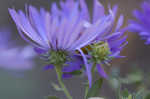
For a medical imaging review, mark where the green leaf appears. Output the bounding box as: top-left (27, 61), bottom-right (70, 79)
top-left (46, 96), bottom-right (60, 99)
top-left (51, 82), bottom-right (63, 91)
top-left (120, 71), bottom-right (143, 84)
top-left (109, 78), bottom-right (120, 89)
top-left (134, 89), bottom-right (144, 99)
top-left (122, 89), bottom-right (129, 98)
top-left (128, 94), bottom-right (132, 99)
top-left (145, 93), bottom-right (150, 99)
top-left (70, 70), bottom-right (82, 75)
top-left (86, 78), bottom-right (103, 99)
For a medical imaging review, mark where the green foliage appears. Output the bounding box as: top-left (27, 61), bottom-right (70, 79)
top-left (144, 93), bottom-right (150, 99)
top-left (70, 70), bottom-right (82, 75)
top-left (86, 78), bottom-right (103, 99)
top-left (120, 89), bottom-right (146, 99)
top-left (51, 82), bottom-right (63, 91)
top-left (46, 96), bottom-right (60, 99)
top-left (108, 67), bottom-right (150, 99)
top-left (133, 89), bottom-right (145, 99)
top-left (121, 89), bottom-right (130, 98)
top-left (120, 70), bottom-right (143, 84)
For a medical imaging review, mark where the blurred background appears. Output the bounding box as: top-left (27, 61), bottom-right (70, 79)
top-left (0, 0), bottom-right (149, 99)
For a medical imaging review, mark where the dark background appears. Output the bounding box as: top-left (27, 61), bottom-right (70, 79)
top-left (0, 0), bottom-right (148, 99)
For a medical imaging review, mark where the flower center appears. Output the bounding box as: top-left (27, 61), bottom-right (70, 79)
top-left (48, 50), bottom-right (70, 66)
top-left (90, 41), bottom-right (111, 63)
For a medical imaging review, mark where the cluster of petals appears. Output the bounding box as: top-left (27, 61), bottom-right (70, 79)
top-left (8, 0), bottom-right (127, 86)
top-left (129, 1), bottom-right (150, 44)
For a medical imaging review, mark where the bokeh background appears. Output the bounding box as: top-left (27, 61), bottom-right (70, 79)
top-left (0, 0), bottom-right (148, 99)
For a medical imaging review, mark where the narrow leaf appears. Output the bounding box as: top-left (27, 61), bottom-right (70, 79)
top-left (51, 82), bottom-right (63, 91)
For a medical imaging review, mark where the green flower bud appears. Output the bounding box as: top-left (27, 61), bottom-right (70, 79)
top-left (90, 41), bottom-right (112, 63)
top-left (48, 50), bottom-right (70, 66)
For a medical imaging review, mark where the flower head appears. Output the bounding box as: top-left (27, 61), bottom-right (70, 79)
top-left (8, 0), bottom-right (115, 86)
top-left (129, 1), bottom-right (150, 44)
top-left (0, 28), bottom-right (36, 71)
top-left (84, 5), bottom-right (127, 80)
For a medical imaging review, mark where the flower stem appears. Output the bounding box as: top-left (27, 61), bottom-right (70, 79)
top-left (84, 63), bottom-right (97, 99)
top-left (55, 65), bottom-right (73, 99)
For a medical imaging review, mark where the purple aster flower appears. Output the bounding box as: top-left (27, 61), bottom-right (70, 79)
top-left (8, 0), bottom-right (115, 87)
top-left (84, 5), bottom-right (127, 80)
top-left (129, 1), bottom-right (150, 44)
top-left (0, 28), bottom-right (36, 71)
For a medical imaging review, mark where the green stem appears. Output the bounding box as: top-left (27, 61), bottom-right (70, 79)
top-left (84, 84), bottom-right (89, 99)
top-left (116, 80), bottom-right (121, 99)
top-left (55, 66), bottom-right (73, 99)
top-left (91, 63), bottom-right (97, 76)
top-left (84, 63), bottom-right (97, 99)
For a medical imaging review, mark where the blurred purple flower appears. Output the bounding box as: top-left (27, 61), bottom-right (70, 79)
top-left (129, 1), bottom-right (150, 44)
top-left (0, 28), bottom-right (36, 71)
top-left (8, 0), bottom-right (115, 87)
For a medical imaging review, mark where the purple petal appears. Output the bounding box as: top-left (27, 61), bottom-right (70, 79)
top-left (62, 7), bottom-right (81, 49)
top-left (112, 5), bottom-right (118, 18)
top-left (44, 64), bottom-right (54, 70)
top-left (128, 22), bottom-right (146, 32)
top-left (93, 0), bottom-right (105, 23)
top-left (62, 56), bottom-right (82, 72)
top-left (72, 13), bottom-right (114, 50)
top-left (62, 73), bottom-right (73, 79)
top-left (96, 64), bottom-right (108, 78)
top-left (34, 47), bottom-right (47, 54)
top-left (65, 21), bottom-right (84, 50)
top-left (115, 15), bottom-right (124, 31)
top-left (51, 3), bottom-right (60, 16)
top-left (8, 9), bottom-right (47, 47)
top-left (78, 49), bottom-right (92, 87)
top-left (28, 6), bottom-right (49, 46)
top-left (79, 0), bottom-right (90, 21)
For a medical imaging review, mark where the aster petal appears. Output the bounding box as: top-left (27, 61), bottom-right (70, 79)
top-left (139, 32), bottom-right (150, 37)
top-left (51, 3), bottom-right (60, 16)
top-left (9, 9), bottom-right (47, 47)
top-left (62, 56), bottom-right (82, 72)
top-left (133, 10), bottom-right (150, 26)
top-left (93, 0), bottom-right (105, 23)
top-left (62, 73), bottom-right (73, 79)
top-left (45, 12), bottom-right (53, 47)
top-left (78, 49), bottom-right (92, 87)
top-left (109, 36), bottom-right (127, 52)
top-left (28, 6), bottom-right (48, 44)
top-left (44, 64), bottom-right (54, 70)
top-left (112, 5), bottom-right (118, 18)
top-left (34, 47), bottom-right (47, 54)
top-left (50, 12), bottom-right (60, 49)
top-left (105, 32), bottom-right (124, 41)
top-left (96, 64), bottom-right (108, 78)
top-left (57, 17), bottom-right (68, 48)
top-left (65, 21), bottom-right (84, 49)
top-left (79, 0), bottom-right (90, 21)
top-left (60, 3), bottom-right (80, 49)
top-left (109, 51), bottom-right (121, 58)
top-left (128, 21), bottom-right (146, 32)
top-left (115, 15), bottom-right (124, 31)
top-left (60, 0), bottom-right (76, 16)
top-left (145, 38), bottom-right (150, 44)
top-left (141, 2), bottom-right (150, 16)
top-left (72, 13), bottom-right (114, 50)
